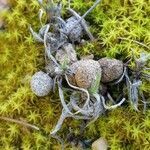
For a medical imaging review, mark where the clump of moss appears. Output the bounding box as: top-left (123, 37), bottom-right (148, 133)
top-left (0, 0), bottom-right (150, 149)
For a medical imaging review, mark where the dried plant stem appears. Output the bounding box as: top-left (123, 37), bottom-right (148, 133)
top-left (58, 80), bottom-right (73, 115)
top-left (65, 74), bottom-right (90, 113)
top-left (0, 116), bottom-right (40, 130)
top-left (69, 0), bottom-right (101, 29)
top-left (29, 26), bottom-right (44, 42)
top-left (124, 69), bottom-right (142, 111)
top-left (68, 8), bottom-right (94, 40)
top-left (44, 24), bottom-right (60, 67)
top-left (50, 111), bottom-right (69, 135)
top-left (70, 98), bottom-right (92, 115)
top-left (112, 67), bottom-right (127, 85)
top-left (118, 37), bottom-right (150, 50)
top-left (107, 93), bottom-right (116, 104)
top-left (39, 9), bottom-right (44, 26)
top-left (44, 24), bottom-right (50, 63)
top-left (100, 95), bottom-right (125, 110)
top-left (144, 68), bottom-right (150, 70)
top-left (87, 93), bottom-right (102, 125)
top-left (82, 0), bottom-right (102, 19)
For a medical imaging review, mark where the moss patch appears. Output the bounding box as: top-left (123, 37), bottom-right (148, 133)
top-left (0, 0), bottom-right (150, 149)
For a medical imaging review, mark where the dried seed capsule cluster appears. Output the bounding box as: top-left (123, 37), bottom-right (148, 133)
top-left (29, 0), bottom-right (128, 137)
top-left (31, 58), bottom-right (124, 96)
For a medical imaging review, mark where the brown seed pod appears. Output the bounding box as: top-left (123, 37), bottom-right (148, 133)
top-left (68, 60), bottom-right (101, 89)
top-left (98, 58), bottom-right (124, 83)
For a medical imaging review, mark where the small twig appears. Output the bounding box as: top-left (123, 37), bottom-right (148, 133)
top-left (29, 26), bottom-right (44, 42)
top-left (131, 80), bottom-right (141, 110)
top-left (44, 24), bottom-right (60, 67)
top-left (67, 0), bottom-right (101, 39)
top-left (44, 24), bottom-right (50, 63)
top-left (70, 92), bottom-right (103, 120)
top-left (124, 69), bottom-right (137, 109)
top-left (81, 0), bottom-right (102, 19)
top-left (118, 37), bottom-right (150, 50)
top-left (39, 9), bottom-right (44, 26)
top-left (0, 117), bottom-right (40, 130)
top-left (70, 0), bottom-right (101, 25)
top-left (44, 25), bottom-right (51, 49)
top-left (100, 95), bottom-right (125, 110)
top-left (107, 93), bottom-right (116, 104)
top-left (50, 110), bottom-right (69, 135)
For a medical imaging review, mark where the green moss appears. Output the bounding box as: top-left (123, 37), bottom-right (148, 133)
top-left (0, 0), bottom-right (150, 149)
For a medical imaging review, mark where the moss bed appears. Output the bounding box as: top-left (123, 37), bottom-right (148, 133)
top-left (0, 0), bottom-right (150, 149)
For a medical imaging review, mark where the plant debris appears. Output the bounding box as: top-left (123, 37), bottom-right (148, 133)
top-left (28, 0), bottom-right (150, 149)
top-left (30, 0), bottom-right (126, 139)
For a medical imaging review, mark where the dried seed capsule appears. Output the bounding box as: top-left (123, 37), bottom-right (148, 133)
top-left (98, 58), bottom-right (124, 83)
top-left (63, 16), bottom-right (83, 42)
top-left (69, 60), bottom-right (101, 89)
top-left (30, 71), bottom-right (53, 96)
top-left (56, 43), bottom-right (77, 65)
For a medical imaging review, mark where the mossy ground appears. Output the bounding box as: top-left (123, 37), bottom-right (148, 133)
top-left (0, 0), bottom-right (150, 149)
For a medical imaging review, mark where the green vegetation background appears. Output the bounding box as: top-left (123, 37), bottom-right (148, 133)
top-left (0, 0), bottom-right (150, 149)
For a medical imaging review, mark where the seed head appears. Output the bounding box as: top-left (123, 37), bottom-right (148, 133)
top-left (98, 58), bottom-right (124, 83)
top-left (30, 71), bottom-right (53, 96)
